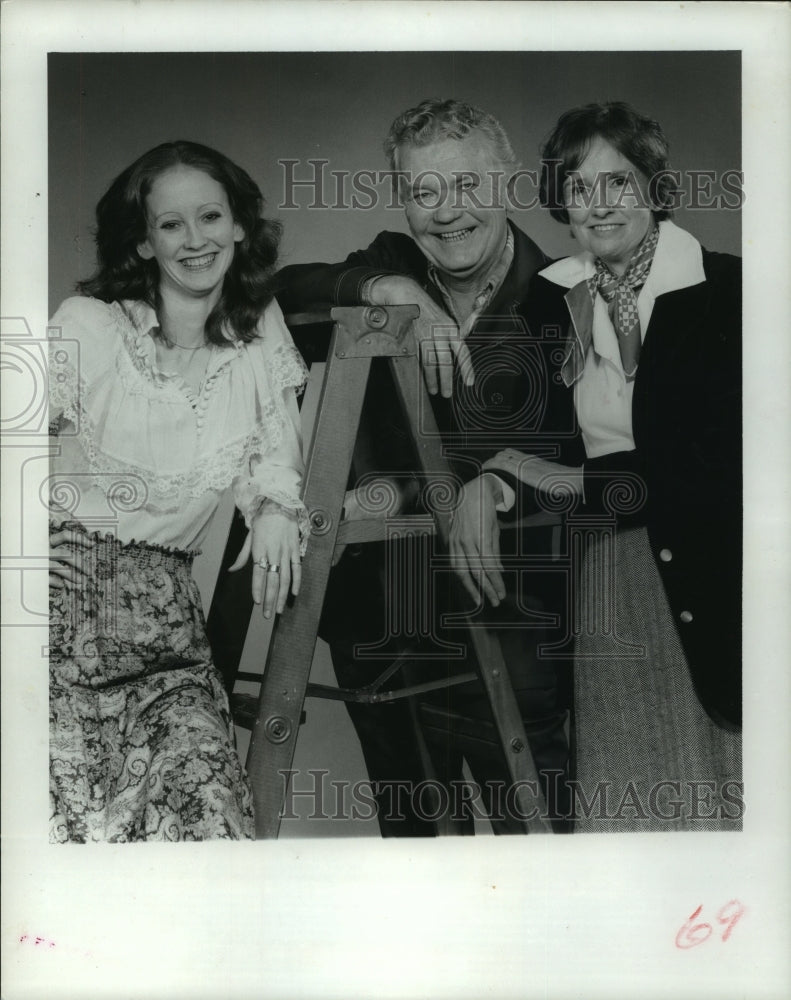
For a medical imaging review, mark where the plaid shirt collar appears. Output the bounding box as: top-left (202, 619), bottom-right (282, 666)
top-left (428, 227), bottom-right (514, 324)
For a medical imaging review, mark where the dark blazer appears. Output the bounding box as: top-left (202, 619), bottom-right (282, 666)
top-left (499, 246), bottom-right (742, 730)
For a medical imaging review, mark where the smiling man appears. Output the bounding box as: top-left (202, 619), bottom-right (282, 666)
top-left (275, 99), bottom-right (571, 836)
top-left (279, 99), bottom-right (547, 398)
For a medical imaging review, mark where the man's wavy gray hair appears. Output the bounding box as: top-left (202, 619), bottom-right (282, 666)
top-left (384, 98), bottom-right (519, 174)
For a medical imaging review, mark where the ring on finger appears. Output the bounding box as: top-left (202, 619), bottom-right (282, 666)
top-left (257, 558), bottom-right (269, 570)
top-left (267, 563), bottom-right (280, 573)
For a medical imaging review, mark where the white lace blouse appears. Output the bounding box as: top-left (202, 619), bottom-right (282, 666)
top-left (48, 295), bottom-right (310, 553)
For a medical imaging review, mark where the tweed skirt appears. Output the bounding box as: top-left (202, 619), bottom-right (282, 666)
top-left (572, 525), bottom-right (742, 833)
top-left (49, 522), bottom-right (254, 843)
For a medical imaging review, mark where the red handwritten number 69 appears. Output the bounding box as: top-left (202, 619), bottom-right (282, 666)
top-left (675, 900), bottom-right (745, 949)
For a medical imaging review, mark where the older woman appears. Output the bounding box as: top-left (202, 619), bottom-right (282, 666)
top-left (453, 102), bottom-right (741, 832)
top-left (48, 141), bottom-right (309, 841)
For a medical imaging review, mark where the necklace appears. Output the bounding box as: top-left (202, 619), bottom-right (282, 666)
top-left (152, 325), bottom-right (212, 397)
top-left (157, 328), bottom-right (208, 352)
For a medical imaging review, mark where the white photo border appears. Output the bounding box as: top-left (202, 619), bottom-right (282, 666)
top-left (2, 3), bottom-right (790, 998)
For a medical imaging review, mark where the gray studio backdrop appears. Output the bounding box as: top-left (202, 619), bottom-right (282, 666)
top-left (49, 50), bottom-right (740, 315)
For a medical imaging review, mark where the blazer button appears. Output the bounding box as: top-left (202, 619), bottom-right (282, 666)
top-left (679, 610), bottom-right (693, 624)
top-left (659, 548), bottom-right (673, 562)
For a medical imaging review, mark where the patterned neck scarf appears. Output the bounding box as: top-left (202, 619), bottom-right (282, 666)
top-left (585, 224), bottom-right (659, 381)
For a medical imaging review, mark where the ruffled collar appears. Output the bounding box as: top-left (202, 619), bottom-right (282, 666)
top-left (117, 299), bottom-right (244, 384)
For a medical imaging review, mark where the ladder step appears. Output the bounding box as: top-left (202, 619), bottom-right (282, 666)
top-left (336, 515), bottom-right (436, 545)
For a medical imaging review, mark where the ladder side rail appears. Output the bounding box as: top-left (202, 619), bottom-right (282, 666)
top-left (245, 331), bottom-right (373, 838)
top-left (387, 351), bottom-right (551, 834)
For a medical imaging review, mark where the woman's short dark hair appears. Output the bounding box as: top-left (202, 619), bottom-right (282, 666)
top-left (77, 140), bottom-right (281, 344)
top-left (540, 102), bottom-right (679, 225)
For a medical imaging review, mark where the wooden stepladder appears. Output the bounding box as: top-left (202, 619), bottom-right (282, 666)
top-left (245, 304), bottom-right (551, 837)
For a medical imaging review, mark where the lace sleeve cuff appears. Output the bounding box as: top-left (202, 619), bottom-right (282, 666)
top-left (234, 472), bottom-right (310, 556)
top-left (243, 493), bottom-right (311, 557)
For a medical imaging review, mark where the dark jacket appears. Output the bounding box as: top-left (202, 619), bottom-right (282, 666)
top-left (275, 221), bottom-right (553, 482)
top-left (274, 222), bottom-right (556, 642)
top-left (500, 246), bottom-right (742, 730)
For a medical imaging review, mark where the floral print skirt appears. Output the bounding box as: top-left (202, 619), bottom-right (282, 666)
top-left (49, 522), bottom-right (255, 842)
